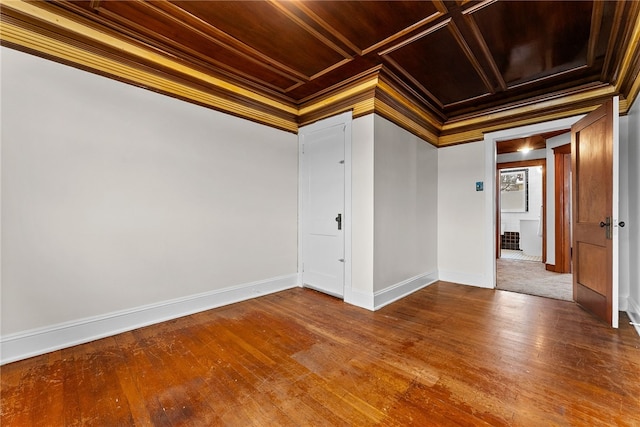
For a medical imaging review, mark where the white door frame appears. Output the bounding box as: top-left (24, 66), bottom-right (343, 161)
top-left (485, 104), bottom-right (622, 327)
top-left (298, 111), bottom-right (352, 300)
top-left (483, 115), bottom-right (585, 290)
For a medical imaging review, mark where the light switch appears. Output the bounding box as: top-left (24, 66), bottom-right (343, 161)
top-left (476, 181), bottom-right (483, 191)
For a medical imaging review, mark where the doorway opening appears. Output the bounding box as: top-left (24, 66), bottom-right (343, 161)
top-left (495, 132), bottom-right (573, 301)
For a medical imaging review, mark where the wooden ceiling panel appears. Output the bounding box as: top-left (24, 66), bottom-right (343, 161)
top-left (593, 1), bottom-right (617, 67)
top-left (299, 1), bottom-right (445, 54)
top-left (170, 1), bottom-right (349, 79)
top-left (88, 0), bottom-right (302, 92)
top-left (497, 135), bottom-right (546, 155)
top-left (384, 22), bottom-right (491, 106)
top-left (497, 130), bottom-right (569, 154)
top-left (470, 1), bottom-right (594, 86)
top-left (2, 0), bottom-right (639, 145)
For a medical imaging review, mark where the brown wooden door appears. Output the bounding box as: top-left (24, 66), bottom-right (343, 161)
top-left (571, 99), bottom-right (618, 327)
top-left (553, 144), bottom-right (572, 274)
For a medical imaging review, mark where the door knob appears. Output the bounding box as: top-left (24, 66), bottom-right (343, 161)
top-left (599, 216), bottom-right (612, 239)
top-left (619, 221), bottom-right (625, 228)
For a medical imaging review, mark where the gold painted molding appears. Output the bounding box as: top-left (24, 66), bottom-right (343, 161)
top-left (438, 105), bottom-right (601, 147)
top-left (375, 99), bottom-right (439, 146)
top-left (0, 0), bottom-right (299, 130)
top-left (1, 0), bottom-right (638, 146)
top-left (436, 85), bottom-right (619, 145)
top-left (377, 79), bottom-right (444, 129)
top-left (1, 21), bottom-right (298, 132)
top-left (441, 86), bottom-right (617, 132)
top-left (298, 75), bottom-right (379, 117)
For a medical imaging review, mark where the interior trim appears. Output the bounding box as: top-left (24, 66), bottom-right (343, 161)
top-left (0, 274), bottom-right (298, 365)
top-left (1, 0), bottom-right (638, 146)
top-left (628, 298), bottom-right (640, 336)
top-left (0, 22), bottom-right (299, 132)
top-left (373, 271), bottom-right (438, 311)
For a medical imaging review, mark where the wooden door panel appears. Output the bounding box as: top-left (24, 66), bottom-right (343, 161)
top-left (575, 118), bottom-right (611, 224)
top-left (576, 242), bottom-right (607, 295)
top-left (575, 284), bottom-right (608, 320)
top-left (551, 144), bottom-right (571, 273)
top-left (571, 99), bottom-right (614, 325)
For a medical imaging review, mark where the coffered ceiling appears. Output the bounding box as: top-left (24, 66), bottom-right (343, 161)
top-left (1, 0), bottom-right (639, 146)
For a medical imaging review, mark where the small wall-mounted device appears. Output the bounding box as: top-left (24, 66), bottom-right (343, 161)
top-left (476, 181), bottom-right (484, 191)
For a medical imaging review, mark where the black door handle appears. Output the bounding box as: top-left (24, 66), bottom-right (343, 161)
top-left (335, 213), bottom-right (342, 230)
top-left (599, 217), bottom-right (612, 239)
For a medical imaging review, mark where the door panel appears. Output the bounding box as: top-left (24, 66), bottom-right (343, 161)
top-left (300, 121), bottom-right (345, 297)
top-left (571, 98), bottom-right (617, 326)
top-left (576, 242), bottom-right (607, 295)
top-left (552, 144), bottom-right (572, 273)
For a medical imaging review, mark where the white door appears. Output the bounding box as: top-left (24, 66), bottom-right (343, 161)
top-left (300, 116), bottom-right (348, 297)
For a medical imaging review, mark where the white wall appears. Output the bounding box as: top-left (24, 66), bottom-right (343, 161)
top-left (626, 99), bottom-right (640, 334)
top-left (500, 166), bottom-right (543, 234)
top-left (350, 115), bottom-right (375, 301)
top-left (349, 115), bottom-right (438, 309)
top-left (437, 141), bottom-right (489, 286)
top-left (1, 48), bottom-right (298, 338)
top-left (373, 116), bottom-right (438, 293)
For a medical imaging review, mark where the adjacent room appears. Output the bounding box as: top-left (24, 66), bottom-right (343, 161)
top-left (495, 134), bottom-right (574, 301)
top-left (2, 1), bottom-right (640, 425)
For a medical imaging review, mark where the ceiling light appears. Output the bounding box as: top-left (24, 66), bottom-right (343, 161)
top-left (518, 147), bottom-right (531, 153)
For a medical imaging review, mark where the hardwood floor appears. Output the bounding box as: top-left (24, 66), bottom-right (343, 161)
top-left (2, 282), bottom-right (639, 426)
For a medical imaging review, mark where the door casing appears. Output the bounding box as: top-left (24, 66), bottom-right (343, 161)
top-left (484, 116), bottom-right (587, 289)
top-left (484, 99), bottom-right (619, 327)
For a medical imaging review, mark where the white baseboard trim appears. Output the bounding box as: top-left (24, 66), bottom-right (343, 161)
top-left (438, 270), bottom-right (492, 289)
top-left (0, 274), bottom-right (298, 365)
top-left (627, 297), bottom-right (640, 337)
top-left (619, 295), bottom-right (629, 312)
top-left (344, 289), bottom-right (375, 311)
top-left (374, 271), bottom-right (438, 310)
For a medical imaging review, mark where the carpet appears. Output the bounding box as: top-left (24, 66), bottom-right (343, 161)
top-left (496, 258), bottom-right (573, 301)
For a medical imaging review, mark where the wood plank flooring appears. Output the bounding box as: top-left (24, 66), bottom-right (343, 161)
top-left (2, 281), bottom-right (639, 426)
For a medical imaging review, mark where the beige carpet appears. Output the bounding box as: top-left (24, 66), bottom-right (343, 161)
top-left (497, 258), bottom-right (573, 301)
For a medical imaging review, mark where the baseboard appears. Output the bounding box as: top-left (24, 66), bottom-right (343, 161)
top-left (438, 270), bottom-right (492, 289)
top-left (0, 274), bottom-right (298, 365)
top-left (374, 271), bottom-right (438, 310)
top-left (344, 288), bottom-right (375, 311)
top-left (627, 297), bottom-right (640, 337)
top-left (619, 295), bottom-right (628, 312)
